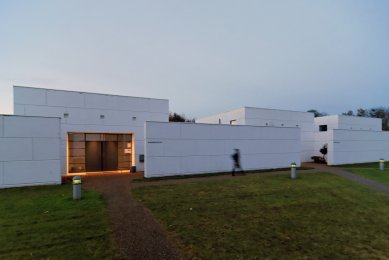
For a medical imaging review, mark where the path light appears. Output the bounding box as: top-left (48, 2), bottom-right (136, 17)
top-left (73, 176), bottom-right (82, 200)
top-left (291, 162), bottom-right (297, 179)
top-left (379, 159), bottom-right (385, 171)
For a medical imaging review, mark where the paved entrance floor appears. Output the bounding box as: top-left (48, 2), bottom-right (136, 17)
top-left (82, 164), bottom-right (389, 259)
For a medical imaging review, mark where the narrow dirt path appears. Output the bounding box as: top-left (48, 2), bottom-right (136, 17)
top-left (83, 174), bottom-right (181, 260)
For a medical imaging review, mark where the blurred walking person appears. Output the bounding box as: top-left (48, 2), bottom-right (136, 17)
top-left (231, 149), bottom-right (245, 176)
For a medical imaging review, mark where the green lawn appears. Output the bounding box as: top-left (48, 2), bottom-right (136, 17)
top-left (349, 168), bottom-right (389, 185)
top-left (0, 184), bottom-right (114, 259)
top-left (133, 173), bottom-right (389, 259)
top-left (337, 161), bottom-right (389, 168)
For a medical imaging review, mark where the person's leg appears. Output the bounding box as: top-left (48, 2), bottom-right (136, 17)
top-left (232, 167), bottom-right (236, 176)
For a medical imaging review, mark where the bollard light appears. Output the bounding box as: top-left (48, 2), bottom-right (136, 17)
top-left (379, 159), bottom-right (385, 171)
top-left (291, 162), bottom-right (297, 179)
top-left (72, 176), bottom-right (82, 200)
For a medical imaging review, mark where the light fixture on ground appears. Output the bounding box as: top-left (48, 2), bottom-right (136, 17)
top-left (291, 162), bottom-right (297, 179)
top-left (73, 176), bottom-right (82, 200)
top-left (379, 159), bottom-right (385, 171)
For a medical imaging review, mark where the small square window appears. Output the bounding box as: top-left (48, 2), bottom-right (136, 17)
top-left (63, 113), bottom-right (69, 118)
top-left (319, 125), bottom-right (328, 132)
top-left (132, 116), bottom-right (137, 121)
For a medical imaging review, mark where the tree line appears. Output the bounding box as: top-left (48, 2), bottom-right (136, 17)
top-left (169, 112), bottom-right (195, 122)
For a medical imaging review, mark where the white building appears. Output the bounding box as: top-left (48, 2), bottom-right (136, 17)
top-left (313, 115), bottom-right (388, 165)
top-left (197, 107), bottom-right (315, 162)
top-left (1, 85), bottom-right (388, 188)
top-left (13, 86), bottom-right (169, 175)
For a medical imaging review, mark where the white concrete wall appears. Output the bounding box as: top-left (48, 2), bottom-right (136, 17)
top-left (244, 107), bottom-right (314, 162)
top-left (145, 122), bottom-right (301, 178)
top-left (314, 115), bottom-right (339, 132)
top-left (338, 115), bottom-right (382, 131)
top-left (327, 130), bottom-right (389, 165)
top-left (314, 115), bottom-right (382, 132)
top-left (196, 108), bottom-right (246, 125)
top-left (0, 115), bottom-right (61, 188)
top-left (198, 107), bottom-right (314, 162)
top-left (14, 86), bottom-right (169, 174)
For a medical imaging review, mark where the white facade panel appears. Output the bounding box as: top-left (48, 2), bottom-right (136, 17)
top-left (180, 123), bottom-right (213, 139)
top-left (85, 93), bottom-right (119, 109)
top-left (47, 90), bottom-right (85, 108)
top-left (3, 160), bottom-right (60, 186)
top-left (0, 115), bottom-right (61, 189)
top-left (0, 138), bottom-right (33, 161)
top-left (25, 105), bottom-right (67, 119)
top-left (14, 105), bottom-right (25, 115)
top-left (145, 122), bottom-right (181, 139)
top-left (33, 138), bottom-right (61, 160)
top-left (13, 86), bottom-right (169, 174)
top-left (338, 115), bottom-right (381, 131)
top-left (0, 116), bottom-right (3, 137)
top-left (4, 116), bottom-right (60, 138)
top-left (145, 122), bottom-right (300, 178)
top-left (14, 87), bottom-right (46, 106)
top-left (117, 96), bottom-right (150, 111)
top-left (149, 99), bottom-right (170, 113)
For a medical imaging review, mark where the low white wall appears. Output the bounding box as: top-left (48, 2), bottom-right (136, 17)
top-left (328, 130), bottom-right (389, 165)
top-left (0, 115), bottom-right (61, 189)
top-left (197, 107), bottom-right (314, 162)
top-left (145, 122), bottom-right (301, 178)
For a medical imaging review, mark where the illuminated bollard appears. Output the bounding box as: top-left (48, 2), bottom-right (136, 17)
top-left (379, 159), bottom-right (385, 171)
top-left (72, 176), bottom-right (82, 200)
top-left (291, 162), bottom-right (297, 179)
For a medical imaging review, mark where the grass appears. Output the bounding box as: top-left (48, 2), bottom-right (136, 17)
top-left (349, 168), bottom-right (389, 185)
top-left (133, 173), bottom-right (389, 259)
top-left (135, 167), bottom-right (313, 182)
top-left (0, 184), bottom-right (114, 259)
top-left (336, 161), bottom-right (389, 168)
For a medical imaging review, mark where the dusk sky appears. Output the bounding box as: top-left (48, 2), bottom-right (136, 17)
top-left (1, 0), bottom-right (388, 118)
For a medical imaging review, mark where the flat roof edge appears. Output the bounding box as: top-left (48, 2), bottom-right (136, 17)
top-left (0, 114), bottom-right (61, 119)
top-left (244, 106), bottom-right (313, 114)
top-left (145, 121), bottom-right (299, 129)
top-left (13, 85), bottom-right (169, 102)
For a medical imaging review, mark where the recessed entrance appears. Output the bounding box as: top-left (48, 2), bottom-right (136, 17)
top-left (68, 133), bottom-right (132, 174)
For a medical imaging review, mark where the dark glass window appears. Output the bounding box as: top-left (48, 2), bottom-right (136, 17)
top-left (319, 125), bottom-right (328, 132)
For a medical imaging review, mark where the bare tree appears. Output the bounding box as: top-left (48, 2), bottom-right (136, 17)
top-left (307, 109), bottom-right (327, 117)
top-left (169, 112), bottom-right (195, 122)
